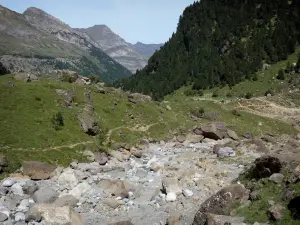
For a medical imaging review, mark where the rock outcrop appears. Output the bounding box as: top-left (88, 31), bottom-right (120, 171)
top-left (192, 184), bottom-right (249, 225)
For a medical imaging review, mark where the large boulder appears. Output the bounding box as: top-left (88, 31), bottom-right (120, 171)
top-left (94, 152), bottom-right (108, 165)
top-left (192, 184), bottom-right (249, 225)
top-left (53, 195), bottom-right (79, 208)
top-left (248, 156), bottom-right (282, 180)
top-left (78, 104), bottom-right (99, 136)
top-left (23, 161), bottom-right (56, 180)
top-left (33, 187), bottom-right (58, 204)
top-left (97, 179), bottom-right (129, 198)
top-left (268, 204), bottom-right (285, 221)
top-left (162, 178), bottom-right (182, 202)
top-left (199, 123), bottom-right (229, 140)
top-left (288, 196), bottom-right (300, 220)
top-left (25, 204), bottom-right (83, 225)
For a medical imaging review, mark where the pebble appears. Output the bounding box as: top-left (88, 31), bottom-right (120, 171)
top-left (166, 193), bottom-right (177, 202)
top-left (183, 189), bottom-right (194, 197)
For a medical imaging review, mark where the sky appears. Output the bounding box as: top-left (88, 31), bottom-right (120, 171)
top-left (0, 0), bottom-right (195, 44)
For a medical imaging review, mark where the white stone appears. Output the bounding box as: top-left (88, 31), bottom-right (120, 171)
top-left (11, 183), bottom-right (24, 196)
top-left (14, 212), bottom-right (25, 221)
top-left (58, 168), bottom-right (78, 189)
top-left (2, 179), bottom-right (16, 187)
top-left (166, 192), bottom-right (177, 202)
top-left (183, 189), bottom-right (194, 197)
top-left (69, 182), bottom-right (91, 198)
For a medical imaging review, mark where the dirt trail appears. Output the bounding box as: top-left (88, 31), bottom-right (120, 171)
top-left (234, 97), bottom-right (300, 129)
top-left (104, 122), bottom-right (163, 144)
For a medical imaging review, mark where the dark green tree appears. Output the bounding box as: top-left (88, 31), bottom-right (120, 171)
top-left (277, 69), bottom-right (285, 80)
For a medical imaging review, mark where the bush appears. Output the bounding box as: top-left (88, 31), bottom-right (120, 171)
top-left (212, 90), bottom-right (219, 98)
top-left (35, 96), bottom-right (41, 101)
top-left (252, 73), bottom-right (258, 81)
top-left (265, 89), bottom-right (274, 96)
top-left (51, 112), bottom-right (64, 130)
top-left (190, 107), bottom-right (205, 118)
top-left (184, 89), bottom-right (204, 96)
top-left (90, 75), bottom-right (101, 84)
top-left (276, 69), bottom-right (285, 80)
top-left (232, 109), bottom-right (241, 117)
top-left (245, 92), bottom-right (253, 99)
top-left (61, 74), bottom-right (77, 83)
top-left (226, 92), bottom-right (233, 98)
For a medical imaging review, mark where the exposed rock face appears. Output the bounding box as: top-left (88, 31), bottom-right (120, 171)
top-left (78, 25), bottom-right (147, 73)
top-left (192, 184), bottom-right (249, 225)
top-left (133, 42), bottom-right (163, 58)
top-left (78, 91), bottom-right (99, 136)
top-left (198, 123), bottom-right (229, 140)
top-left (0, 5), bottom-right (131, 83)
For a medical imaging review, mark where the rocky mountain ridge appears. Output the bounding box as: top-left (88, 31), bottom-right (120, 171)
top-left (78, 25), bottom-right (162, 73)
top-left (0, 5), bottom-right (132, 83)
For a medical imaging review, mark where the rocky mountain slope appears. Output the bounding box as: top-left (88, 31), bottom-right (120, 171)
top-left (133, 42), bottom-right (163, 58)
top-left (78, 25), bottom-right (148, 73)
top-left (0, 6), bottom-right (132, 83)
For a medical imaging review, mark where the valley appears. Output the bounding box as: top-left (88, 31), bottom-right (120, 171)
top-left (0, 0), bottom-right (300, 225)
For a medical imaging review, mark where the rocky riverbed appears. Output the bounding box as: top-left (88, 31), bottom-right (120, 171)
top-left (0, 131), bottom-right (265, 225)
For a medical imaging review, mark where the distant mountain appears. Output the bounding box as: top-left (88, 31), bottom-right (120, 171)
top-left (133, 42), bottom-right (163, 58)
top-left (0, 6), bottom-right (131, 83)
top-left (78, 25), bottom-right (148, 73)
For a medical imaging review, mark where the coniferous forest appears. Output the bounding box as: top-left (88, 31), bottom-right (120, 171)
top-left (115, 0), bottom-right (300, 100)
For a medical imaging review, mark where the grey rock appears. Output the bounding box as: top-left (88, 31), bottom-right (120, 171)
top-left (269, 173), bottom-right (284, 184)
top-left (0, 186), bottom-right (8, 195)
top-left (167, 212), bottom-right (181, 225)
top-left (102, 198), bottom-right (120, 209)
top-left (53, 195), bottom-right (79, 207)
top-left (108, 221), bottom-right (134, 225)
top-left (0, 212), bottom-right (8, 222)
top-left (109, 151), bottom-right (124, 162)
top-left (268, 204), bottom-right (285, 221)
top-left (11, 183), bottom-right (24, 196)
top-left (82, 150), bottom-right (95, 161)
top-left (17, 199), bottom-right (30, 212)
top-left (94, 152), bottom-right (108, 165)
top-left (227, 130), bottom-right (239, 140)
top-left (216, 147), bottom-right (236, 157)
top-left (33, 187), bottom-right (58, 203)
top-left (282, 188), bottom-right (296, 201)
top-left (22, 180), bottom-right (38, 196)
top-left (14, 212), bottom-right (25, 222)
top-left (2, 179), bottom-right (16, 187)
top-left (200, 122), bottom-right (229, 140)
top-left (192, 184), bottom-right (249, 225)
top-left (250, 190), bottom-right (260, 201)
top-left (68, 181), bottom-right (91, 198)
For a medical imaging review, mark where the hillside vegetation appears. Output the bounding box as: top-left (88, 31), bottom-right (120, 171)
top-left (116, 0), bottom-right (300, 100)
top-left (0, 65), bottom-right (298, 177)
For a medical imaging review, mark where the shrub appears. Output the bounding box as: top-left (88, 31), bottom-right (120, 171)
top-left (90, 75), bottom-right (101, 84)
top-left (35, 96), bottom-right (41, 101)
top-left (277, 69), bottom-right (285, 80)
top-left (226, 92), bottom-right (233, 98)
top-left (265, 89), bottom-right (274, 96)
top-left (252, 73), bottom-right (258, 81)
top-left (190, 107), bottom-right (205, 118)
top-left (184, 89), bottom-right (204, 96)
top-left (232, 109), bottom-right (241, 117)
top-left (245, 92), bottom-right (253, 99)
top-left (212, 90), bottom-right (219, 98)
top-left (61, 74), bottom-right (76, 83)
top-left (51, 112), bottom-right (64, 130)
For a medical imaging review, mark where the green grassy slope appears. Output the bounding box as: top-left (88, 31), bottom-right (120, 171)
top-left (0, 71), bottom-right (297, 176)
